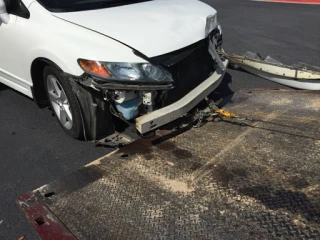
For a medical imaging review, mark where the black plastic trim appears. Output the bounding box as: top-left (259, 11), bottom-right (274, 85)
top-left (7, 0), bottom-right (30, 19)
top-left (95, 82), bottom-right (173, 91)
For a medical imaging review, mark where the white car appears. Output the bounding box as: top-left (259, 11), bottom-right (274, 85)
top-left (0, 0), bottom-right (227, 141)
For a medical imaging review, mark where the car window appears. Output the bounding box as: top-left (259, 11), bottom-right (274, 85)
top-left (37, 0), bottom-right (152, 12)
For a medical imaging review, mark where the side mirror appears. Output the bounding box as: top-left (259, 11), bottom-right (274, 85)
top-left (0, 0), bottom-right (10, 24)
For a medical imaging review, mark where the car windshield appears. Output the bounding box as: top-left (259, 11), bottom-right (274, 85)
top-left (37, 0), bottom-right (151, 12)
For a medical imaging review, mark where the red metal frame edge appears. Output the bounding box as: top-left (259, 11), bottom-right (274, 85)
top-left (16, 192), bottom-right (77, 240)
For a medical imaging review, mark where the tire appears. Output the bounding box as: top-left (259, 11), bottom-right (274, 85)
top-left (44, 66), bottom-right (83, 139)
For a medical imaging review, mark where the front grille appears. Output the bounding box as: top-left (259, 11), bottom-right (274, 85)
top-left (150, 38), bottom-right (216, 105)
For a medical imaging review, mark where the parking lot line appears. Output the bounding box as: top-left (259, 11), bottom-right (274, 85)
top-left (252, 0), bottom-right (320, 4)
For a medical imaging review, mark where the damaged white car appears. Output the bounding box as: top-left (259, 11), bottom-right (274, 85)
top-left (0, 0), bottom-right (227, 141)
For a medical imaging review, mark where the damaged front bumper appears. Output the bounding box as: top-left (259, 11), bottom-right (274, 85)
top-left (136, 58), bottom-right (228, 134)
top-left (69, 36), bottom-right (227, 140)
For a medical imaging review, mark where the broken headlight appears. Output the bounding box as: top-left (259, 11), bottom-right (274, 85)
top-left (78, 59), bottom-right (173, 84)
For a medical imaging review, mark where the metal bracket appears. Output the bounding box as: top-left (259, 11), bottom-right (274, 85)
top-left (209, 39), bottom-right (226, 71)
top-left (95, 132), bottom-right (135, 148)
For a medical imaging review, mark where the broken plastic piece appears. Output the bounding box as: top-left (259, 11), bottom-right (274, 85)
top-left (222, 50), bottom-right (320, 90)
top-left (95, 132), bottom-right (136, 147)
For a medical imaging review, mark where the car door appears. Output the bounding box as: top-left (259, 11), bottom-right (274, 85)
top-left (0, 0), bottom-right (33, 98)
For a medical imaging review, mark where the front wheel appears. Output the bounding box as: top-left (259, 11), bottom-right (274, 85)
top-left (44, 66), bottom-right (83, 139)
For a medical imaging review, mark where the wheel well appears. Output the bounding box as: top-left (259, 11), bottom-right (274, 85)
top-left (31, 58), bottom-right (62, 108)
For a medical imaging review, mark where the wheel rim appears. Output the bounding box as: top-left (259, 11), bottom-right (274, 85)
top-left (46, 75), bottom-right (73, 130)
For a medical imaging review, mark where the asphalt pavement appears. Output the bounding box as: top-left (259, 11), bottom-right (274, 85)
top-left (0, 0), bottom-right (319, 239)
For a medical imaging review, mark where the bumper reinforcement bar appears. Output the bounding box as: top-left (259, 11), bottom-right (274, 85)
top-left (135, 58), bottom-right (228, 134)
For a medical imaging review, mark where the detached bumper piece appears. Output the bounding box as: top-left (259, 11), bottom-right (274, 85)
top-left (224, 51), bottom-right (320, 90)
top-left (136, 57), bottom-right (228, 134)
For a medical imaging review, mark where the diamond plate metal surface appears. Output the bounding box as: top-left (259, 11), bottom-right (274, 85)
top-left (30, 90), bottom-right (320, 240)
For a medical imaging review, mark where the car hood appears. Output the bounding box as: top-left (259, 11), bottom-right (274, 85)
top-left (53, 0), bottom-right (216, 58)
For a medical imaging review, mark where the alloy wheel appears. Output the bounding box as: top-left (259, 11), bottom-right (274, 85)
top-left (46, 75), bottom-right (73, 130)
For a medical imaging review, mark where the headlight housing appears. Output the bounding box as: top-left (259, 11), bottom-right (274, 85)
top-left (78, 59), bottom-right (173, 84)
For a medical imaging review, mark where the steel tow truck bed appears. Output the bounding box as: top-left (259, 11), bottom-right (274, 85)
top-left (17, 90), bottom-right (320, 240)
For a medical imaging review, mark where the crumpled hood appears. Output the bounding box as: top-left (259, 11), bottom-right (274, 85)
top-left (53, 0), bottom-right (216, 57)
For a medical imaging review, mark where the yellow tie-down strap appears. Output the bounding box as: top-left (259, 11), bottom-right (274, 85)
top-left (215, 109), bottom-right (240, 118)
